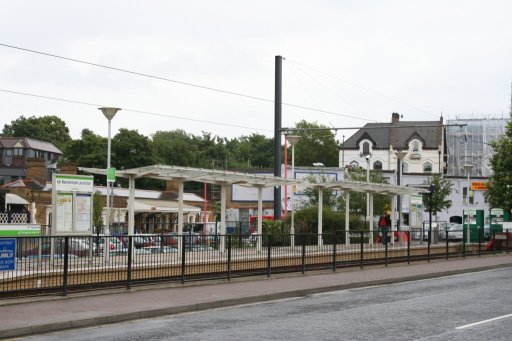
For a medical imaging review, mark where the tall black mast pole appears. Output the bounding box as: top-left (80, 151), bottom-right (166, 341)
top-left (274, 55), bottom-right (283, 220)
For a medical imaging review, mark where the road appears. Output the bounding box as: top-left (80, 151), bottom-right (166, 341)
top-left (18, 267), bottom-right (512, 341)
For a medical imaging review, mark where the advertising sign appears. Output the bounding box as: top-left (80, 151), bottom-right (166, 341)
top-left (0, 239), bottom-right (16, 271)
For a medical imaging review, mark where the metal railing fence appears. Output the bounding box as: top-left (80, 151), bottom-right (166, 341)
top-left (1, 228), bottom-right (510, 298)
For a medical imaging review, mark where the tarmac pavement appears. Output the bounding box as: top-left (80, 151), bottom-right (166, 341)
top-left (1, 254), bottom-right (511, 339)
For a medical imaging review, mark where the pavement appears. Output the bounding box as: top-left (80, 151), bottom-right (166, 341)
top-left (1, 253), bottom-right (511, 339)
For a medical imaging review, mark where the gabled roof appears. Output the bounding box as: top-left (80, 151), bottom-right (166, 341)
top-left (0, 137), bottom-right (62, 154)
top-left (341, 119), bottom-right (442, 150)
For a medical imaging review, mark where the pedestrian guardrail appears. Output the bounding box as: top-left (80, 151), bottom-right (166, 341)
top-left (1, 228), bottom-right (509, 298)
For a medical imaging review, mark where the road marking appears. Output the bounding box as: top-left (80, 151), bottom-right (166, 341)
top-left (456, 313), bottom-right (512, 330)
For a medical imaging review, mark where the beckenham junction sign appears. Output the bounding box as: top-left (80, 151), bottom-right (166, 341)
top-left (52, 174), bottom-right (94, 235)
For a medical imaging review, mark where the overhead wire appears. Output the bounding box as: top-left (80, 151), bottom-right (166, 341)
top-left (0, 89), bottom-right (273, 132)
top-left (0, 43), bottom-right (377, 123)
top-left (287, 58), bottom-right (439, 118)
top-left (286, 61), bottom-right (374, 121)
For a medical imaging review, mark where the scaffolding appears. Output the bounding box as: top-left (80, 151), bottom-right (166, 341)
top-left (446, 117), bottom-right (509, 177)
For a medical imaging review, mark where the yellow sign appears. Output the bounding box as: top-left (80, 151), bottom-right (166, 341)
top-left (471, 181), bottom-right (487, 191)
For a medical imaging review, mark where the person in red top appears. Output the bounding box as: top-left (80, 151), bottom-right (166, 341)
top-left (378, 213), bottom-right (391, 245)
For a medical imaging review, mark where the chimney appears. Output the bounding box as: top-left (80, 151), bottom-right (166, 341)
top-left (391, 112), bottom-right (400, 124)
top-left (26, 158), bottom-right (46, 185)
top-left (60, 162), bottom-right (77, 175)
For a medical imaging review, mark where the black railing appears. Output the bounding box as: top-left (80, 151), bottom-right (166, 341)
top-left (1, 228), bottom-right (510, 298)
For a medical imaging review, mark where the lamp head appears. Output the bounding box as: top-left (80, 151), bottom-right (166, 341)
top-left (99, 107), bottom-right (121, 120)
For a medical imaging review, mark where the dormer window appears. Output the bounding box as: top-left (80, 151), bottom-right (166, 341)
top-left (410, 140), bottom-right (421, 159)
top-left (362, 142), bottom-right (370, 156)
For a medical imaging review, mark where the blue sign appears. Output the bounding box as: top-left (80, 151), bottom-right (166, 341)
top-left (0, 238), bottom-right (16, 271)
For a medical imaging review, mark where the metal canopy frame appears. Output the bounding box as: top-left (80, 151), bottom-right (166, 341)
top-left (79, 165), bottom-right (297, 253)
top-left (79, 164), bottom-right (428, 250)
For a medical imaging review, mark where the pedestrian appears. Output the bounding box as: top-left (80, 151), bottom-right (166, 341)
top-left (378, 214), bottom-right (388, 245)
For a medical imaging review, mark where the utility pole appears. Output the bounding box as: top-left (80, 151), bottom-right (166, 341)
top-left (274, 55), bottom-right (283, 221)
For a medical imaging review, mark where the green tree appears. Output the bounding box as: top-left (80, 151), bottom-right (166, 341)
top-left (292, 120), bottom-right (339, 167)
top-left (2, 115), bottom-right (71, 149)
top-left (422, 174), bottom-right (453, 219)
top-left (64, 129), bottom-right (106, 169)
top-left (486, 119), bottom-right (512, 211)
top-left (152, 130), bottom-right (199, 166)
top-left (338, 168), bottom-right (391, 216)
top-left (301, 174), bottom-right (338, 208)
top-left (93, 191), bottom-right (104, 234)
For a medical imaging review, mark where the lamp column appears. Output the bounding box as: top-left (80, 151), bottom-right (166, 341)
top-left (287, 135), bottom-right (300, 248)
top-left (100, 107), bottom-right (121, 263)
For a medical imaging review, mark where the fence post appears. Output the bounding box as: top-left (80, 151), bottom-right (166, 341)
top-left (427, 229), bottom-right (431, 263)
top-left (407, 230), bottom-right (410, 264)
top-left (492, 229), bottom-right (496, 256)
top-left (267, 234), bottom-right (272, 278)
top-left (384, 227), bottom-right (388, 267)
top-left (127, 236), bottom-right (133, 290)
top-left (181, 234), bottom-right (186, 284)
top-left (445, 229), bottom-right (449, 260)
top-left (478, 228), bottom-right (482, 257)
top-left (227, 235), bottom-right (232, 281)
top-left (63, 236), bottom-right (69, 296)
top-left (360, 231), bottom-right (364, 269)
top-left (507, 229), bottom-right (509, 254)
top-left (301, 236), bottom-right (306, 274)
top-left (462, 227), bottom-right (466, 258)
top-left (332, 231), bottom-right (337, 272)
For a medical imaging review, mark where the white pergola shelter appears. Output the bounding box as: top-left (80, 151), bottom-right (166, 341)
top-left (79, 165), bottom-right (297, 252)
top-left (306, 180), bottom-right (429, 246)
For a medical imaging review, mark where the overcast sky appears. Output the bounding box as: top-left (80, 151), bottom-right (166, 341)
top-left (1, 1), bottom-right (511, 143)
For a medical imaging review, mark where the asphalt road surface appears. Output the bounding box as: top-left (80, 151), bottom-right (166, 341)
top-left (18, 268), bottom-right (512, 341)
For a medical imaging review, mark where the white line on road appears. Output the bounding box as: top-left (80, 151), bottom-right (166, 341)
top-left (455, 313), bottom-right (512, 330)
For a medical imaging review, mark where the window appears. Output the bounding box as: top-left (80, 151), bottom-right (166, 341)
top-left (463, 187), bottom-right (474, 205)
top-left (350, 161), bottom-right (359, 169)
top-left (13, 148), bottom-right (23, 156)
top-left (6, 149), bottom-right (12, 156)
top-left (362, 142), bottom-right (370, 156)
top-left (423, 162), bottom-right (432, 173)
top-left (411, 140), bottom-right (421, 159)
top-left (373, 161), bottom-right (382, 170)
top-left (412, 141), bottom-right (419, 153)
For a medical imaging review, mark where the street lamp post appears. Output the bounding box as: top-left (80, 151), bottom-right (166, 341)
top-left (365, 155), bottom-right (372, 244)
top-left (99, 107), bottom-right (121, 262)
top-left (395, 151), bottom-right (407, 237)
top-left (287, 135), bottom-right (300, 248)
top-left (464, 163), bottom-right (474, 205)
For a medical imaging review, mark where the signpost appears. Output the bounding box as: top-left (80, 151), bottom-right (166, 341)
top-left (0, 238), bottom-right (16, 271)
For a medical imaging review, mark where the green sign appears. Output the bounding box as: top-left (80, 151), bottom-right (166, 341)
top-left (107, 167), bottom-right (116, 183)
top-left (0, 224), bottom-right (41, 236)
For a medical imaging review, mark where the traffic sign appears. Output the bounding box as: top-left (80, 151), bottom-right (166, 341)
top-left (0, 238), bottom-right (16, 271)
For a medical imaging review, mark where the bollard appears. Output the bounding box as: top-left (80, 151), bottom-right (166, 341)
top-left (445, 229), bottom-right (449, 260)
top-left (301, 236), bottom-right (306, 274)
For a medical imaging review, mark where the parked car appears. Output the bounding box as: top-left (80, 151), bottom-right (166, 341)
top-left (439, 223), bottom-right (464, 241)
